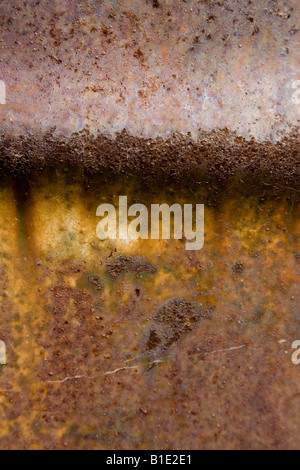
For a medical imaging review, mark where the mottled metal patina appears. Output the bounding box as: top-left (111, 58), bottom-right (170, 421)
top-left (0, 0), bottom-right (299, 140)
top-left (0, 0), bottom-right (299, 451)
top-left (0, 174), bottom-right (299, 450)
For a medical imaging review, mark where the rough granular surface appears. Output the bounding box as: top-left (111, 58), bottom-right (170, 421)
top-left (0, 130), bottom-right (299, 189)
top-left (144, 299), bottom-right (213, 360)
top-left (0, 0), bottom-right (299, 452)
top-left (107, 255), bottom-right (157, 279)
top-left (0, 170), bottom-right (299, 450)
top-left (0, 0), bottom-right (299, 139)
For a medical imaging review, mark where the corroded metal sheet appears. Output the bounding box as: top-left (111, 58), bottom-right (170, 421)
top-left (0, 0), bottom-right (299, 451)
top-left (0, 174), bottom-right (299, 450)
top-left (0, 0), bottom-right (299, 140)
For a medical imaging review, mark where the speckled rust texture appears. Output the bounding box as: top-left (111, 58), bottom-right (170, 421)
top-left (0, 0), bottom-right (299, 140)
top-left (0, 0), bottom-right (299, 452)
top-left (0, 174), bottom-right (299, 450)
top-left (0, 130), bottom-right (299, 188)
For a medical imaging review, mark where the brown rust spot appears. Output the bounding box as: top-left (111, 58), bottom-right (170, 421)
top-left (144, 299), bottom-right (213, 359)
top-left (0, 129), bottom-right (299, 190)
top-left (232, 261), bottom-right (246, 274)
top-left (107, 255), bottom-right (157, 279)
top-left (87, 275), bottom-right (103, 292)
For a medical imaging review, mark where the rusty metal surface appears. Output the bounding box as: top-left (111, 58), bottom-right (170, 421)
top-left (0, 174), bottom-right (299, 450)
top-left (0, 0), bottom-right (299, 140)
top-left (0, 0), bottom-right (299, 451)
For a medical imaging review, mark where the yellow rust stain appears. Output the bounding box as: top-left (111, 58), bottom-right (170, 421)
top-left (0, 174), bottom-right (299, 449)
